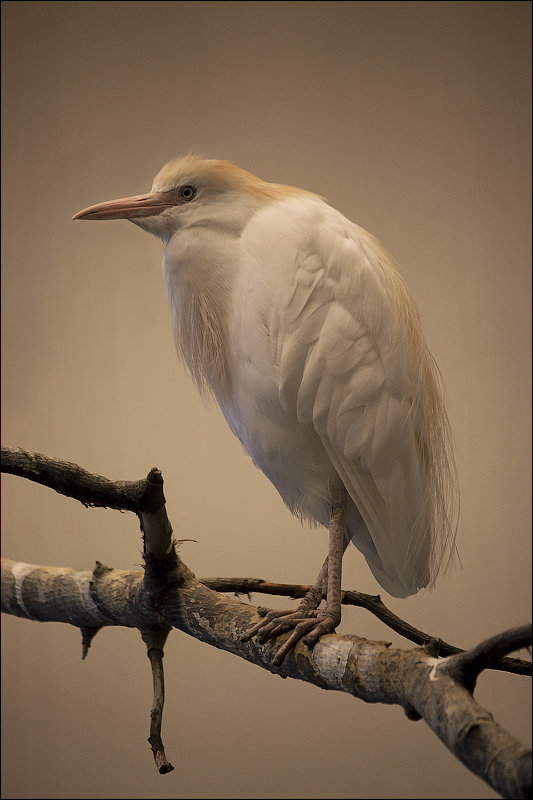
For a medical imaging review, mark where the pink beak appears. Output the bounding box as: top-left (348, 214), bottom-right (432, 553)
top-left (73, 189), bottom-right (184, 220)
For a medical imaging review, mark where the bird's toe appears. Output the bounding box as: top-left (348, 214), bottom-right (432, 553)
top-left (302, 612), bottom-right (339, 647)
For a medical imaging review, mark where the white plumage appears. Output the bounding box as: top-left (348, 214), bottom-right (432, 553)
top-left (74, 156), bottom-right (458, 658)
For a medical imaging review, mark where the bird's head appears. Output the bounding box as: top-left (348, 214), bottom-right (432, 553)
top-left (73, 155), bottom-right (313, 241)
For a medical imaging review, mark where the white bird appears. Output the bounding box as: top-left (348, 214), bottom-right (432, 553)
top-left (74, 156), bottom-right (458, 663)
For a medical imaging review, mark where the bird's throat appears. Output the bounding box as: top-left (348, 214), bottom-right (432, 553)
top-left (166, 277), bottom-right (232, 403)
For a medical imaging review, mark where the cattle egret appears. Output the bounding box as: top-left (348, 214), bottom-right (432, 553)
top-left (74, 156), bottom-right (458, 663)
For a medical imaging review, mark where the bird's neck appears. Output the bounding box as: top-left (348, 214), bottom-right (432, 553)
top-left (162, 231), bottom-right (237, 402)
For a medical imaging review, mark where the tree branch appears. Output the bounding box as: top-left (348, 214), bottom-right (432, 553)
top-left (1, 445), bottom-right (163, 513)
top-left (140, 625), bottom-right (174, 774)
top-left (1, 446), bottom-right (531, 797)
top-left (0, 445), bottom-right (173, 557)
top-left (199, 577), bottom-right (532, 677)
top-left (2, 445), bottom-right (529, 676)
top-left (2, 556), bottom-right (531, 797)
top-left (444, 625), bottom-right (533, 691)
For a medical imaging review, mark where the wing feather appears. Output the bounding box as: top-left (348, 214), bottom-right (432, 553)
top-left (276, 205), bottom-right (458, 597)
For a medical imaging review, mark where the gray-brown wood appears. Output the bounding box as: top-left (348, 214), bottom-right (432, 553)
top-left (1, 446), bottom-right (531, 797)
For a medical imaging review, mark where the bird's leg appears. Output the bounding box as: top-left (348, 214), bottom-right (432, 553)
top-left (297, 515), bottom-right (351, 615)
top-left (296, 556), bottom-right (329, 613)
top-left (302, 503), bottom-right (345, 647)
top-left (242, 499), bottom-right (348, 665)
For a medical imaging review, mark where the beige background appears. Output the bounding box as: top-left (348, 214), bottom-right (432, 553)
top-left (1, 2), bottom-right (531, 798)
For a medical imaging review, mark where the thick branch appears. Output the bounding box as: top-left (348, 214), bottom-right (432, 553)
top-left (2, 447), bottom-right (531, 796)
top-left (2, 556), bottom-right (531, 797)
top-left (200, 577), bottom-right (532, 677)
top-left (4, 445), bottom-right (529, 674)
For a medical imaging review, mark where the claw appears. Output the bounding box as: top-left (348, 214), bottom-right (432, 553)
top-left (302, 613), bottom-right (339, 647)
top-left (272, 618), bottom-right (323, 665)
top-left (241, 608), bottom-right (300, 642)
top-left (241, 606), bottom-right (339, 665)
top-left (241, 607), bottom-right (317, 643)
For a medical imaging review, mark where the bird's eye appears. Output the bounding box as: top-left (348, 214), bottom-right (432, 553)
top-left (179, 185), bottom-right (197, 201)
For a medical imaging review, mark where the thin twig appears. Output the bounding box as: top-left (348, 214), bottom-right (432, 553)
top-left (444, 624), bottom-right (533, 690)
top-left (140, 627), bottom-right (174, 774)
top-left (80, 625), bottom-right (102, 660)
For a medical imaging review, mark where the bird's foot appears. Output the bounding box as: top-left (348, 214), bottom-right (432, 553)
top-left (241, 606), bottom-right (339, 666)
top-left (241, 605), bottom-right (321, 642)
